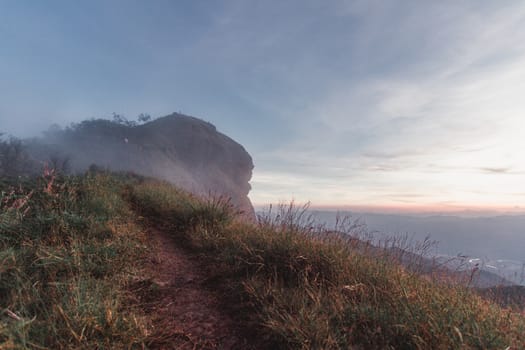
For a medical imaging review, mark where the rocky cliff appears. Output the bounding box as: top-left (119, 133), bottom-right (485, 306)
top-left (30, 113), bottom-right (255, 218)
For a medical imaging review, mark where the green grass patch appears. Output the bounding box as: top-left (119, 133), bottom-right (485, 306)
top-left (0, 173), bottom-right (149, 349)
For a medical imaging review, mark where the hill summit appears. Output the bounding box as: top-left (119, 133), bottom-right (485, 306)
top-left (30, 113), bottom-right (255, 217)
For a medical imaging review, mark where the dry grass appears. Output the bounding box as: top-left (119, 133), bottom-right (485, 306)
top-left (0, 172), bottom-right (150, 349)
top-left (3, 173), bottom-right (524, 349)
top-left (131, 180), bottom-right (525, 350)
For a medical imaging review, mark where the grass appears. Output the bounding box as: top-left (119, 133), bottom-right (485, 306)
top-left (2, 172), bottom-right (525, 349)
top-left (130, 180), bottom-right (525, 350)
top-left (0, 172), bottom-right (150, 349)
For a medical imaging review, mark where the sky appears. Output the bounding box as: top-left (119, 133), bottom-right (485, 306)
top-left (2, 0), bottom-right (525, 213)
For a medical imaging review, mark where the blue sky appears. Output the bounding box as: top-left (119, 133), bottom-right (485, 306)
top-left (2, 1), bottom-right (525, 212)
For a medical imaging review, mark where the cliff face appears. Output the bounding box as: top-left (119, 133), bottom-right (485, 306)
top-left (32, 113), bottom-right (255, 218)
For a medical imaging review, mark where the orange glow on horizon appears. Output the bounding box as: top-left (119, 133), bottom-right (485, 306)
top-left (251, 201), bottom-right (525, 215)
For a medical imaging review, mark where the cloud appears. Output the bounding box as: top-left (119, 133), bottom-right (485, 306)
top-left (250, 2), bottom-right (525, 204)
top-left (480, 167), bottom-right (511, 174)
top-left (2, 1), bottom-right (525, 210)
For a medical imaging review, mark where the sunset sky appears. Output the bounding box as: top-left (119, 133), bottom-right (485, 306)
top-left (1, 1), bottom-right (525, 212)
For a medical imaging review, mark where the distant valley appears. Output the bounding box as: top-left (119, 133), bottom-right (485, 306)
top-left (309, 210), bottom-right (525, 285)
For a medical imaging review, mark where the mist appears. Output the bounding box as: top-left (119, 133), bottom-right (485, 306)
top-left (309, 210), bottom-right (525, 284)
top-left (1, 113), bottom-right (255, 218)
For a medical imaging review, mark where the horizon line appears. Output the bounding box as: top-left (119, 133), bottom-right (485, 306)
top-left (250, 202), bottom-right (525, 216)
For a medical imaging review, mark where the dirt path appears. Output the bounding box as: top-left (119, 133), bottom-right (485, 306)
top-left (133, 227), bottom-right (253, 349)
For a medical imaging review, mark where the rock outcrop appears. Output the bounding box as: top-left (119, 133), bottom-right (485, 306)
top-left (30, 113), bottom-right (255, 218)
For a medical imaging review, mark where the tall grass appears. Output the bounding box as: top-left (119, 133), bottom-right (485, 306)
top-left (0, 172), bottom-right (149, 349)
top-left (4, 173), bottom-right (524, 349)
top-left (131, 180), bottom-right (525, 349)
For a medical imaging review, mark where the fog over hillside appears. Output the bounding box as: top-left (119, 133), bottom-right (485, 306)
top-left (1, 113), bottom-right (255, 218)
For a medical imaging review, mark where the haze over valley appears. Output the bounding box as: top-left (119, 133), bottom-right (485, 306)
top-left (307, 210), bottom-right (525, 285)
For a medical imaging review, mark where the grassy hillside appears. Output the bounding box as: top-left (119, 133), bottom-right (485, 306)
top-left (0, 172), bottom-right (150, 349)
top-left (130, 181), bottom-right (525, 349)
top-left (1, 173), bottom-right (524, 349)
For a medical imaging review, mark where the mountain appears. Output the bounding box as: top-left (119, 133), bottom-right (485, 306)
top-left (310, 210), bottom-right (525, 286)
top-left (28, 113), bottom-right (255, 218)
top-left (476, 285), bottom-right (525, 309)
top-left (385, 246), bottom-right (515, 288)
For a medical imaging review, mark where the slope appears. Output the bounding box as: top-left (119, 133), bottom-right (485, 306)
top-left (2, 172), bottom-right (525, 349)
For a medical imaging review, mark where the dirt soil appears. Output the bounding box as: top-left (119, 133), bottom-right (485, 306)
top-left (132, 227), bottom-right (257, 349)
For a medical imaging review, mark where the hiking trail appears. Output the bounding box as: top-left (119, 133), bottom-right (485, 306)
top-left (132, 226), bottom-right (254, 349)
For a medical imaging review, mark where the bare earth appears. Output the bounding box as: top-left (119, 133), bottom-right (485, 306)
top-left (132, 227), bottom-right (254, 349)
